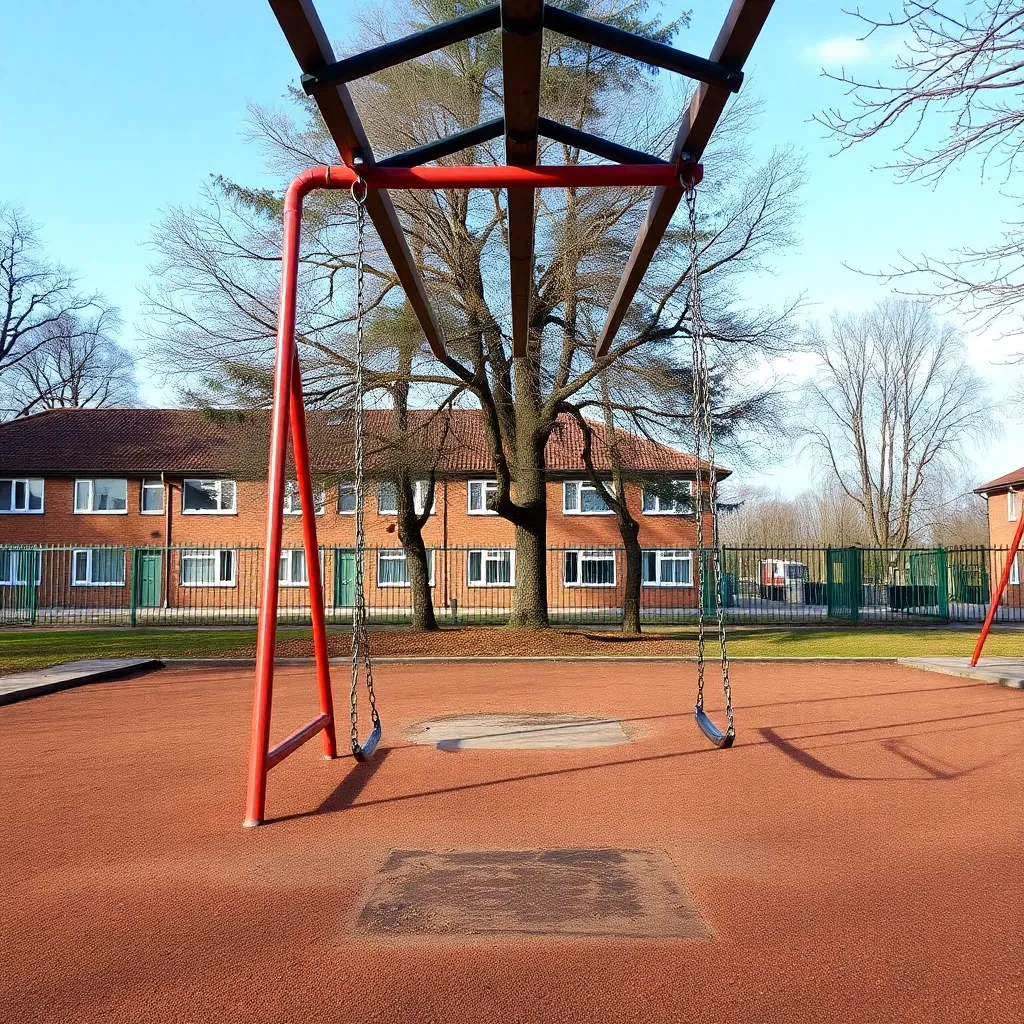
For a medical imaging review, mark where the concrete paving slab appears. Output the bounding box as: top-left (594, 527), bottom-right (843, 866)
top-left (403, 712), bottom-right (631, 750)
top-left (897, 656), bottom-right (1024, 690)
top-left (0, 658), bottom-right (162, 706)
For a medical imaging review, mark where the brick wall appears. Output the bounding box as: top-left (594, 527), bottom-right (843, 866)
top-left (0, 474), bottom-right (707, 614)
top-left (986, 488), bottom-right (1022, 607)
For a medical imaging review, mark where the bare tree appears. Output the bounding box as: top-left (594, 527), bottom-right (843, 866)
top-left (805, 299), bottom-right (989, 548)
top-left (816, 2), bottom-right (1024, 346)
top-left (2, 307), bottom-right (137, 417)
top-left (145, 0), bottom-right (803, 628)
top-left (0, 204), bottom-right (99, 383)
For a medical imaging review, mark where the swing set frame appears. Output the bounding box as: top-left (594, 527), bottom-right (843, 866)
top-left (244, 0), bottom-right (775, 827)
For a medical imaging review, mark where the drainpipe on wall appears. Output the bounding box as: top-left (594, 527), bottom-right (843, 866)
top-left (442, 477), bottom-right (449, 609)
top-left (162, 473), bottom-right (172, 609)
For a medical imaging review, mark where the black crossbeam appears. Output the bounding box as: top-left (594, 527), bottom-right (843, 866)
top-left (378, 117), bottom-right (506, 168)
top-left (538, 117), bottom-right (666, 165)
top-left (301, 3), bottom-right (501, 93)
top-left (543, 5), bottom-right (744, 93)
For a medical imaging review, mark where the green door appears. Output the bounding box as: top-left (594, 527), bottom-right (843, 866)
top-left (334, 549), bottom-right (356, 607)
top-left (136, 551), bottom-right (162, 608)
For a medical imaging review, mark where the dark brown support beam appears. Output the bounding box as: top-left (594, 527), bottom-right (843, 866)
top-left (269, 0), bottom-right (448, 359)
top-left (500, 0), bottom-right (544, 359)
top-left (594, 0), bottom-right (774, 358)
top-left (378, 117), bottom-right (505, 168)
top-left (543, 5), bottom-right (743, 93)
top-left (301, 4), bottom-right (501, 93)
top-left (538, 117), bottom-right (666, 165)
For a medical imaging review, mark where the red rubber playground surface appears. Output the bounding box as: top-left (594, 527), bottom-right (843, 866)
top-left (2, 660), bottom-right (1022, 1023)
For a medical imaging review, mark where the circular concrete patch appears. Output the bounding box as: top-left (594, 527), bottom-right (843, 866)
top-left (403, 713), bottom-right (631, 750)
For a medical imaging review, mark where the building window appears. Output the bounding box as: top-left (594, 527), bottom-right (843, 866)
top-left (141, 479), bottom-right (164, 514)
top-left (72, 548), bottom-right (126, 587)
top-left (0, 478), bottom-right (44, 514)
top-left (563, 549), bottom-right (616, 587)
top-left (468, 479), bottom-right (499, 515)
top-left (279, 548), bottom-right (323, 587)
top-left (180, 548), bottom-right (236, 587)
top-left (642, 480), bottom-right (695, 515)
top-left (1011, 554), bottom-right (1021, 587)
top-left (283, 481), bottom-right (325, 515)
top-left (642, 549), bottom-right (693, 587)
top-left (377, 479), bottom-right (435, 516)
top-left (338, 482), bottom-right (356, 514)
top-left (1009, 490), bottom-right (1019, 522)
top-left (182, 479), bottom-right (236, 514)
top-left (468, 549), bottom-right (514, 587)
top-left (74, 478), bottom-right (127, 514)
top-left (377, 548), bottom-right (435, 587)
top-left (0, 550), bottom-right (41, 586)
top-left (562, 480), bottom-right (614, 515)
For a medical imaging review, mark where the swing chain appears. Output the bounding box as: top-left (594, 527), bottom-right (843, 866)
top-left (350, 180), bottom-right (379, 755)
top-left (686, 186), bottom-right (734, 738)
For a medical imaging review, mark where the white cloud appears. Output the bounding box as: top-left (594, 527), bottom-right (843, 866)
top-left (803, 36), bottom-right (872, 66)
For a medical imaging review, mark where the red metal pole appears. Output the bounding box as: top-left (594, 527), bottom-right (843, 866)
top-left (243, 174), bottom-right (312, 828)
top-left (289, 162), bottom-right (699, 192)
top-left (971, 512), bottom-right (1024, 666)
top-left (288, 348), bottom-right (338, 758)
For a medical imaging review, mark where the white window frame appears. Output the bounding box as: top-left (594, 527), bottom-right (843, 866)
top-left (1011, 553), bottom-right (1021, 587)
top-left (283, 481), bottom-right (325, 516)
top-left (0, 549), bottom-right (42, 586)
top-left (140, 479), bottom-right (164, 515)
top-left (279, 547), bottom-right (324, 587)
top-left (338, 482), bottom-right (356, 515)
top-left (1009, 490), bottom-right (1019, 522)
top-left (562, 479), bottom-right (615, 515)
top-left (179, 548), bottom-right (237, 587)
top-left (642, 549), bottom-right (694, 588)
top-left (467, 479), bottom-right (499, 515)
top-left (467, 548), bottom-right (515, 587)
top-left (376, 548), bottom-right (435, 588)
top-left (74, 478), bottom-right (128, 515)
top-left (0, 478), bottom-right (44, 515)
top-left (642, 479), bottom-right (695, 515)
top-left (377, 479), bottom-right (436, 516)
top-left (563, 549), bottom-right (617, 588)
top-left (181, 478), bottom-right (237, 515)
top-left (71, 548), bottom-right (126, 587)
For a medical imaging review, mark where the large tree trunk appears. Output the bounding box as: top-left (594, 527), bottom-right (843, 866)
top-left (509, 429), bottom-right (549, 628)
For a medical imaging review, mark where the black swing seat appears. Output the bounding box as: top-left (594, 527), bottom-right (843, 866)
top-left (352, 719), bottom-right (382, 762)
top-left (695, 706), bottom-right (734, 749)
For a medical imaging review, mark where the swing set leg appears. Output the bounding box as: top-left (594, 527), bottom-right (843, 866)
top-left (244, 177), bottom-right (336, 828)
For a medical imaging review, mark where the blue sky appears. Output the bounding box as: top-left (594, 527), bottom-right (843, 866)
top-left (0, 1), bottom-right (1018, 493)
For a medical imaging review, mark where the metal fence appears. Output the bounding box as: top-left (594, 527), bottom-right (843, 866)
top-left (0, 543), bottom-right (1020, 628)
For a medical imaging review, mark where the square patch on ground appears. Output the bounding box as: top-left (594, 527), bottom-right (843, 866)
top-left (357, 849), bottom-right (711, 938)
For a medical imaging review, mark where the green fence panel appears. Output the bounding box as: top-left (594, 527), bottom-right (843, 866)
top-left (0, 542), bottom-right (1018, 629)
top-left (826, 547), bottom-right (862, 623)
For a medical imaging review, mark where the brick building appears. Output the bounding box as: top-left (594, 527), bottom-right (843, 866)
top-left (0, 407), bottom-right (725, 621)
top-left (976, 465), bottom-right (1023, 595)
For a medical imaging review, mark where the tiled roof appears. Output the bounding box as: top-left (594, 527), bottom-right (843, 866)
top-left (0, 407), bottom-right (726, 479)
top-left (976, 465), bottom-right (1024, 495)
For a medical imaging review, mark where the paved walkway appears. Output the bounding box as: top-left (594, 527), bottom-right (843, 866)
top-left (898, 656), bottom-right (1024, 690)
top-left (0, 658), bottom-right (162, 706)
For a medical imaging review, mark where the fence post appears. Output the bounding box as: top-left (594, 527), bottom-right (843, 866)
top-left (936, 547), bottom-right (949, 620)
top-left (128, 547), bottom-right (137, 627)
top-left (28, 547), bottom-right (39, 627)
